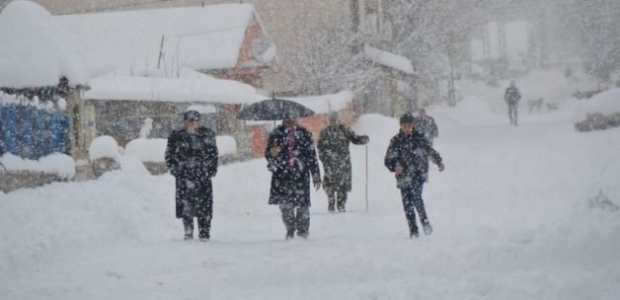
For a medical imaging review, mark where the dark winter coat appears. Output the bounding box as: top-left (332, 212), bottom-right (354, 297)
top-left (265, 124), bottom-right (321, 207)
top-left (317, 124), bottom-right (368, 192)
top-left (165, 127), bottom-right (218, 219)
top-left (415, 115), bottom-right (439, 144)
top-left (384, 130), bottom-right (442, 188)
top-left (504, 86), bottom-right (521, 105)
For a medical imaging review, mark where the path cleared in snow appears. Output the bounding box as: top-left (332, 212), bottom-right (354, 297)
top-left (1, 92), bottom-right (620, 300)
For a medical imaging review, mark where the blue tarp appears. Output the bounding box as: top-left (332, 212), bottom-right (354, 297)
top-left (0, 104), bottom-right (70, 159)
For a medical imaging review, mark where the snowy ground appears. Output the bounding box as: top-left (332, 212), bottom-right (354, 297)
top-left (1, 70), bottom-right (620, 300)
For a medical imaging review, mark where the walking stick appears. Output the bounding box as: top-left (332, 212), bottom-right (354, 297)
top-left (365, 144), bottom-right (369, 212)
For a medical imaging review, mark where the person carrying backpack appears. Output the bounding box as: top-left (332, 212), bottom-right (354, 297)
top-left (504, 80), bottom-right (522, 126)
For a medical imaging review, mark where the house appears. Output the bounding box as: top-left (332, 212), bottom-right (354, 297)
top-left (0, 1), bottom-right (90, 160)
top-left (363, 45), bottom-right (415, 116)
top-left (82, 69), bottom-right (257, 156)
top-left (55, 4), bottom-right (276, 88)
top-left (50, 4), bottom-right (281, 161)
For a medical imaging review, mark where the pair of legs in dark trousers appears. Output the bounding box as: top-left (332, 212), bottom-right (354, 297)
top-left (279, 204), bottom-right (310, 239)
top-left (326, 187), bottom-right (347, 212)
top-left (400, 179), bottom-right (432, 237)
top-left (508, 104), bottom-right (518, 126)
top-left (183, 215), bottom-right (211, 240)
top-left (181, 189), bottom-right (213, 241)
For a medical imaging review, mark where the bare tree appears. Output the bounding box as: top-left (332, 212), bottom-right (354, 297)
top-left (557, 0), bottom-right (620, 82)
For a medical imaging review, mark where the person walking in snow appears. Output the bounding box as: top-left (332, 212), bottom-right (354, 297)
top-left (414, 108), bottom-right (438, 146)
top-left (317, 112), bottom-right (369, 213)
top-left (265, 114), bottom-right (321, 240)
top-left (384, 113), bottom-right (445, 238)
top-left (504, 80), bottom-right (521, 126)
top-left (165, 110), bottom-right (218, 241)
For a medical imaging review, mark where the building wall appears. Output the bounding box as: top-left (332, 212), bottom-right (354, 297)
top-left (83, 100), bottom-right (178, 148)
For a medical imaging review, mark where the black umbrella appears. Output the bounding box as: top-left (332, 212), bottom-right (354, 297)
top-left (237, 96), bottom-right (315, 121)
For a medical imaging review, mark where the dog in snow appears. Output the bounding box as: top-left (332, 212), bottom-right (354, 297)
top-left (527, 98), bottom-right (544, 113)
top-left (546, 102), bottom-right (558, 111)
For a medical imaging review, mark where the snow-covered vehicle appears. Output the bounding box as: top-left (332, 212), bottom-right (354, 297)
top-left (574, 88), bottom-right (620, 131)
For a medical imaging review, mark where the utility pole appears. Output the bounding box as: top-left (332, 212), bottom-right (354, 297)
top-left (350, 0), bottom-right (360, 54)
top-left (498, 21), bottom-right (507, 62)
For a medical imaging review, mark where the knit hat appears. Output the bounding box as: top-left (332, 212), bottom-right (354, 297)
top-left (329, 112), bottom-right (339, 122)
top-left (400, 113), bottom-right (415, 124)
top-left (184, 110), bottom-right (201, 121)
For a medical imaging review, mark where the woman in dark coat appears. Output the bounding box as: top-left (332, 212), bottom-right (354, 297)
top-left (165, 110), bottom-right (218, 241)
top-left (265, 117), bottom-right (321, 240)
top-left (317, 112), bottom-right (369, 212)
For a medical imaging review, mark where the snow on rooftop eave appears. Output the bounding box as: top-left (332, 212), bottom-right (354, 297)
top-left (364, 45), bottom-right (414, 75)
top-left (83, 75), bottom-right (256, 104)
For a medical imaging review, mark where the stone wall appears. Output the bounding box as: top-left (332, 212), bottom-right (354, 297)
top-left (0, 170), bottom-right (62, 194)
top-left (1, 153), bottom-right (251, 194)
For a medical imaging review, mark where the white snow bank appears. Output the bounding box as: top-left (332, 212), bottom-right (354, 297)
top-left (88, 136), bottom-right (120, 161)
top-left (0, 153), bottom-right (75, 179)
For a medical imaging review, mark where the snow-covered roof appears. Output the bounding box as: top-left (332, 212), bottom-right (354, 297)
top-left (55, 4), bottom-right (272, 77)
top-left (364, 45), bottom-right (414, 75)
top-left (0, 1), bottom-right (89, 88)
top-left (84, 74), bottom-right (256, 104)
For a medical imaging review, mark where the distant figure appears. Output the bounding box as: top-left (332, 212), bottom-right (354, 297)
top-left (414, 108), bottom-right (438, 146)
top-left (384, 113), bottom-right (445, 238)
top-left (265, 115), bottom-right (321, 240)
top-left (139, 117), bottom-right (153, 139)
top-left (317, 112), bottom-right (369, 213)
top-left (504, 80), bottom-right (522, 126)
top-left (165, 111), bottom-right (218, 242)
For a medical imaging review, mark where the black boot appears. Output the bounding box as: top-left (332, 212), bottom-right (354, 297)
top-left (183, 217), bottom-right (194, 240)
top-left (408, 219), bottom-right (419, 238)
top-left (422, 219), bottom-right (433, 236)
top-left (328, 195), bottom-right (336, 213)
top-left (285, 229), bottom-right (295, 240)
top-left (198, 216), bottom-right (211, 242)
top-left (337, 191), bottom-right (347, 212)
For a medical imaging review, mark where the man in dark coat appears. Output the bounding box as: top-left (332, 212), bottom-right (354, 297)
top-left (265, 116), bottom-right (321, 240)
top-left (384, 113), bottom-right (445, 238)
top-left (317, 112), bottom-right (369, 213)
top-left (504, 80), bottom-right (521, 126)
top-left (165, 110), bottom-right (218, 241)
top-left (414, 108), bottom-right (438, 146)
